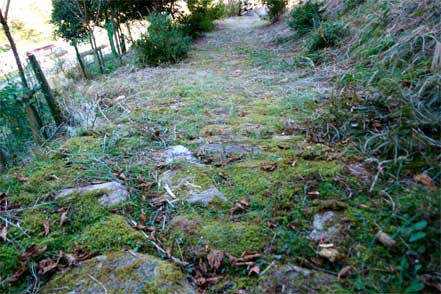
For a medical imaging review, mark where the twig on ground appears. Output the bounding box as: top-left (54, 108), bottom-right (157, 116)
top-left (259, 260), bottom-right (276, 276)
top-left (88, 274), bottom-right (107, 294)
top-left (164, 184), bottom-right (176, 199)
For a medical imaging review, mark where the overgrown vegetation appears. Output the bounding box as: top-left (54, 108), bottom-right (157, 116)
top-left (179, 0), bottom-right (226, 38)
top-left (288, 1), bottom-right (322, 35)
top-left (308, 0), bottom-right (441, 176)
top-left (133, 13), bottom-right (192, 66)
top-left (307, 21), bottom-right (349, 51)
top-left (263, 0), bottom-right (287, 23)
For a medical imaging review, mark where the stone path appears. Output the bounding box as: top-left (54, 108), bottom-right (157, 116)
top-left (44, 15), bottom-right (348, 293)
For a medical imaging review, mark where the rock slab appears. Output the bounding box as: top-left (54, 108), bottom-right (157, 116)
top-left (309, 211), bottom-right (338, 241)
top-left (41, 251), bottom-right (195, 294)
top-left (164, 145), bottom-right (199, 164)
top-left (254, 264), bottom-right (343, 294)
top-left (54, 181), bottom-right (128, 207)
top-left (187, 187), bottom-right (227, 206)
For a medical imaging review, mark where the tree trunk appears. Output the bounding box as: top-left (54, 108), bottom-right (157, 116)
top-left (125, 22), bottom-right (133, 43)
top-left (116, 23), bottom-right (126, 54)
top-left (112, 17), bottom-right (122, 58)
top-left (72, 40), bottom-right (89, 79)
top-left (0, 9), bottom-right (42, 145)
top-left (88, 33), bottom-right (104, 74)
top-left (105, 21), bottom-right (119, 59)
top-left (91, 32), bottom-right (105, 69)
top-left (0, 148), bottom-right (7, 172)
top-left (28, 53), bottom-right (65, 126)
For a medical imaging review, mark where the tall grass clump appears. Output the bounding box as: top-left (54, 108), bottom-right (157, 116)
top-left (307, 21), bottom-right (349, 51)
top-left (309, 0), bottom-right (441, 176)
top-left (288, 1), bottom-right (322, 35)
top-left (133, 13), bottom-right (191, 66)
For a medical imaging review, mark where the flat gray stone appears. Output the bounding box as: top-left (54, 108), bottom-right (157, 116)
top-left (272, 135), bottom-right (296, 141)
top-left (41, 251), bottom-right (195, 294)
top-left (187, 187), bottom-right (227, 206)
top-left (254, 264), bottom-right (343, 293)
top-left (198, 143), bottom-right (258, 156)
top-left (282, 119), bottom-right (305, 135)
top-left (54, 181), bottom-right (128, 207)
top-left (164, 145), bottom-right (199, 164)
top-left (309, 211), bottom-right (338, 241)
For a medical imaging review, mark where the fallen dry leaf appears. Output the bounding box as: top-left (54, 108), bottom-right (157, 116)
top-left (414, 173), bottom-right (437, 191)
top-left (310, 257), bottom-right (325, 266)
top-left (39, 257), bottom-right (59, 274)
top-left (166, 244), bottom-right (172, 258)
top-left (317, 199), bottom-right (348, 211)
top-left (207, 249), bottom-right (224, 271)
top-left (194, 276), bottom-right (222, 287)
top-left (116, 172), bottom-right (128, 181)
top-left (240, 252), bottom-right (261, 262)
top-left (20, 245), bottom-right (47, 261)
top-left (199, 259), bottom-right (208, 274)
top-left (288, 224), bottom-right (296, 231)
top-left (137, 175), bottom-right (155, 190)
top-left (231, 198), bottom-right (250, 214)
top-left (260, 162), bottom-right (277, 172)
top-left (17, 176), bottom-right (29, 182)
top-left (149, 198), bottom-right (166, 207)
top-left (59, 251), bottom-right (77, 267)
top-left (49, 174), bottom-right (60, 181)
top-left (1, 225), bottom-right (7, 241)
top-left (41, 221), bottom-right (50, 237)
top-left (318, 248), bottom-right (341, 262)
top-left (227, 154), bottom-right (243, 163)
top-left (58, 242), bottom-right (93, 267)
top-left (58, 146), bottom-right (69, 154)
top-left (248, 264), bottom-right (260, 276)
top-left (376, 231), bottom-right (396, 248)
top-left (140, 211), bottom-right (147, 225)
top-left (337, 265), bottom-right (352, 281)
top-left (60, 208), bottom-right (69, 226)
top-left (134, 224), bottom-right (155, 232)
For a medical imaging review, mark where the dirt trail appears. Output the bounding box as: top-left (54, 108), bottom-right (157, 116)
top-left (2, 16), bottom-right (351, 293)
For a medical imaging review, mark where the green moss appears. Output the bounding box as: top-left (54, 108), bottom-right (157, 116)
top-left (0, 245), bottom-right (20, 278)
top-left (42, 251), bottom-right (189, 294)
top-left (62, 136), bottom-right (101, 153)
top-left (199, 222), bottom-right (267, 256)
top-left (143, 262), bottom-right (186, 294)
top-left (57, 190), bottom-right (111, 232)
top-left (19, 211), bottom-right (48, 235)
top-left (79, 215), bottom-right (145, 251)
top-left (167, 215), bottom-right (268, 259)
top-left (166, 166), bottom-right (215, 195)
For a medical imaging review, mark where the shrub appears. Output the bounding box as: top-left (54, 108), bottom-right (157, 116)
top-left (344, 0), bottom-right (366, 10)
top-left (263, 0), bottom-right (287, 23)
top-left (288, 1), bottom-right (322, 35)
top-left (307, 21), bottom-right (349, 51)
top-left (179, 0), bottom-right (225, 38)
top-left (133, 13), bottom-right (191, 66)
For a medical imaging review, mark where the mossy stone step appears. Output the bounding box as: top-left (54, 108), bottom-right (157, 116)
top-left (41, 251), bottom-right (195, 294)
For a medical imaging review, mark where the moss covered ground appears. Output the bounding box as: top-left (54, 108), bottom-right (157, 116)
top-left (0, 11), bottom-right (440, 294)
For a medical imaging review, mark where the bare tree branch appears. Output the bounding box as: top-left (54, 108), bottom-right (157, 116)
top-left (4, 0), bottom-right (10, 20)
